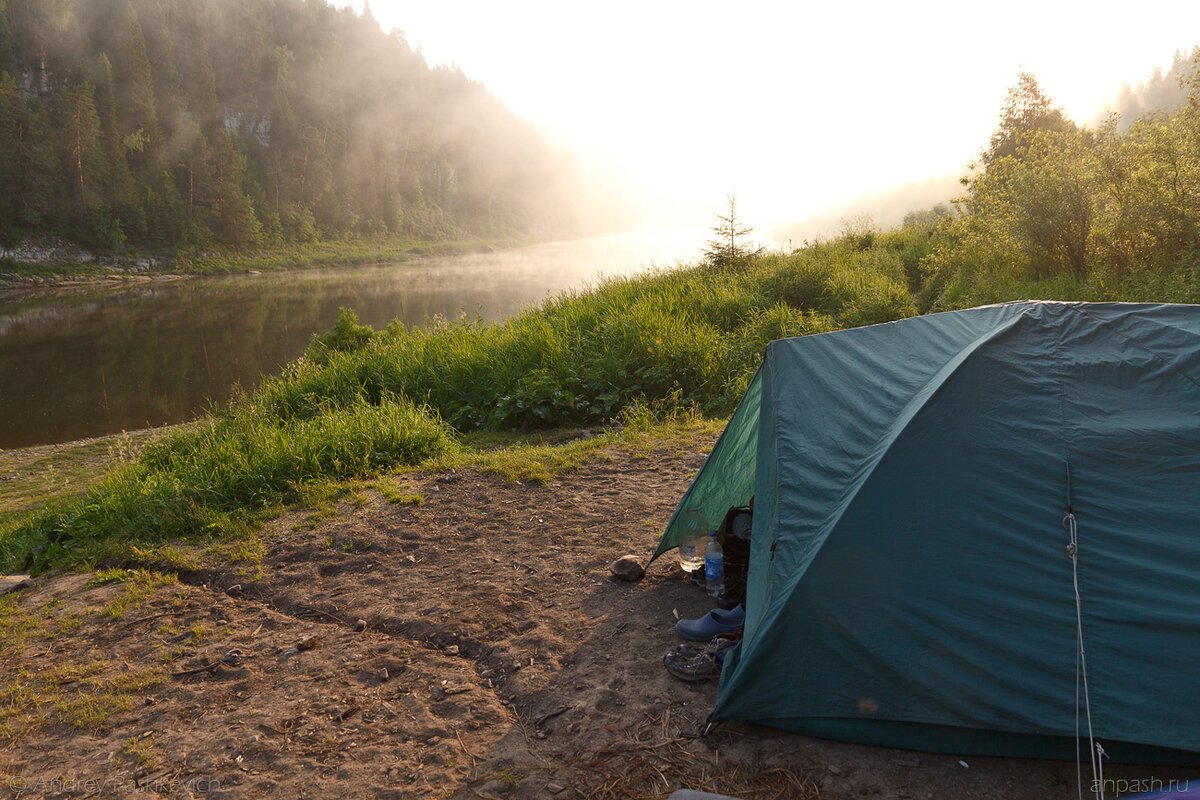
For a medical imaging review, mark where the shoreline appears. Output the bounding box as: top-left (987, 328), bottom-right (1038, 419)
top-left (0, 425), bottom-right (180, 526)
top-left (0, 235), bottom-right (525, 293)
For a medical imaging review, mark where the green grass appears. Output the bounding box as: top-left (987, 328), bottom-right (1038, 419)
top-left (96, 570), bottom-right (180, 620)
top-left (434, 408), bottom-right (723, 485)
top-left (0, 590), bottom-right (167, 744)
top-left (2, 394), bottom-right (454, 572)
top-left (177, 235), bottom-right (520, 276)
top-left (926, 261), bottom-right (1200, 311)
top-left (0, 234), bottom-right (521, 284)
top-left (275, 241), bottom-right (916, 434)
top-left (17, 216), bottom-right (1193, 577)
top-left (0, 429), bottom-right (165, 527)
top-left (0, 235), bottom-right (919, 574)
top-left (0, 256), bottom-right (112, 279)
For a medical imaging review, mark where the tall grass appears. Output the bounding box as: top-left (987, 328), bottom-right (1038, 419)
top-left (276, 242), bottom-right (918, 432)
top-left (925, 257), bottom-right (1200, 310)
top-left (3, 394), bottom-right (454, 571)
top-left (1, 238), bottom-right (917, 572)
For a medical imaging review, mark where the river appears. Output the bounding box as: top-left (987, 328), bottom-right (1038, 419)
top-left (0, 231), bottom-right (707, 449)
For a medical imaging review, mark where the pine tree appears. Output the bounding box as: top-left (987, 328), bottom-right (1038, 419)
top-left (97, 53), bottom-right (144, 238)
top-left (57, 83), bottom-right (106, 213)
top-left (116, 3), bottom-right (159, 176)
top-left (0, 71), bottom-right (35, 238)
top-left (0, 0), bottom-right (17, 76)
top-left (983, 71), bottom-right (1075, 166)
top-left (703, 194), bottom-right (762, 266)
top-left (213, 139), bottom-right (262, 245)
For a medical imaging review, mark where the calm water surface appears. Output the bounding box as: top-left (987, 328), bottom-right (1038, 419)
top-left (0, 231), bottom-right (703, 448)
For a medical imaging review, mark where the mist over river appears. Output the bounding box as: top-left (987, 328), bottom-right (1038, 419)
top-left (0, 231), bottom-right (713, 449)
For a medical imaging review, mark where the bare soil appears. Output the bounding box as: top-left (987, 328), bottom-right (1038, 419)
top-left (1, 434), bottom-right (1193, 799)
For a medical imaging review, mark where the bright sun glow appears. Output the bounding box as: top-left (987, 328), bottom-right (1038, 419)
top-left (346, 0), bottom-right (1200, 231)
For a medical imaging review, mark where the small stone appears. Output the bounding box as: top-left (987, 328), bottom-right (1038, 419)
top-left (297, 635), bottom-right (318, 652)
top-left (354, 619), bottom-right (368, 632)
top-left (827, 765), bottom-right (842, 775)
top-left (546, 781), bottom-right (566, 793)
top-left (443, 644), bottom-right (460, 656)
top-left (0, 575), bottom-right (32, 595)
top-left (608, 555), bottom-right (645, 582)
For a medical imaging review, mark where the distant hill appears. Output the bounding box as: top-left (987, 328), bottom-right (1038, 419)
top-left (0, 0), bottom-right (585, 251)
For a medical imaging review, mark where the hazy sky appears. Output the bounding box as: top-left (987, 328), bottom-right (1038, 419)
top-left (346, 0), bottom-right (1200, 230)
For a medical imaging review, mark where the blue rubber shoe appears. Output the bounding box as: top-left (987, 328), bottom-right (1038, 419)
top-left (675, 604), bottom-right (745, 641)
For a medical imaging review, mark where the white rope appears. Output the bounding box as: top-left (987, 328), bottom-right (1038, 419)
top-left (1065, 510), bottom-right (1103, 800)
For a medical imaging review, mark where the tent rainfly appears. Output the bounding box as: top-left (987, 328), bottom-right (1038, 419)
top-left (654, 301), bottom-right (1200, 763)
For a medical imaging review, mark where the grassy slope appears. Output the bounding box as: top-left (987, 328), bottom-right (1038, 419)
top-left (0, 430), bottom-right (168, 527)
top-left (4, 217), bottom-right (1195, 576)
top-left (0, 235), bottom-right (917, 573)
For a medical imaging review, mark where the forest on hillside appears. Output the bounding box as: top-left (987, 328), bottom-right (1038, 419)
top-left (0, 0), bottom-right (582, 252)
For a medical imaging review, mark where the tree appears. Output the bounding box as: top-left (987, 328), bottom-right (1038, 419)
top-left (96, 53), bottom-right (143, 238)
top-left (0, 0), bottom-right (16, 75)
top-left (983, 71), bottom-right (1075, 166)
top-left (114, 2), bottom-right (158, 176)
top-left (57, 83), bottom-right (106, 214)
top-left (1009, 130), bottom-right (1097, 279)
top-left (0, 71), bottom-right (56, 238)
top-left (703, 193), bottom-right (762, 266)
top-left (0, 0), bottom-right (583, 250)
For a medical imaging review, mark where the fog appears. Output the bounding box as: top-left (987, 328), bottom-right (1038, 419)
top-left (0, 0), bottom-right (639, 248)
top-left (345, 0), bottom-right (1200, 235)
top-left (6, 0), bottom-right (1200, 248)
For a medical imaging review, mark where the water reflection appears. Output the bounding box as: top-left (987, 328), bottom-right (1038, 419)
top-left (0, 231), bottom-right (703, 448)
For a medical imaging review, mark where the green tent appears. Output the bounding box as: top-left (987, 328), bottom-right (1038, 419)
top-left (654, 301), bottom-right (1200, 762)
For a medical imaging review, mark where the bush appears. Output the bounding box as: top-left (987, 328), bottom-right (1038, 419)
top-left (306, 308), bottom-right (376, 361)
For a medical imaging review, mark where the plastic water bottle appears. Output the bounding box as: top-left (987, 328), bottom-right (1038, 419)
top-left (705, 530), bottom-right (725, 598)
top-left (678, 507), bottom-right (707, 573)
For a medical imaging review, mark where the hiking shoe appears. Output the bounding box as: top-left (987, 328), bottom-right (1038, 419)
top-left (663, 651), bottom-right (721, 682)
top-left (675, 604), bottom-right (745, 641)
top-left (675, 634), bottom-right (741, 661)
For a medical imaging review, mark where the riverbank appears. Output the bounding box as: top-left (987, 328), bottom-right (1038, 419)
top-left (0, 236), bottom-right (522, 291)
top-left (0, 427), bottom-right (176, 529)
top-left (1, 239), bottom-right (919, 573)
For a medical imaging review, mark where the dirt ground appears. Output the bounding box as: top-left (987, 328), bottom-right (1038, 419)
top-left (1, 433), bottom-right (1195, 799)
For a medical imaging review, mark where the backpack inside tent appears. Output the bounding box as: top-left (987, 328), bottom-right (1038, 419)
top-left (653, 301), bottom-right (1200, 763)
